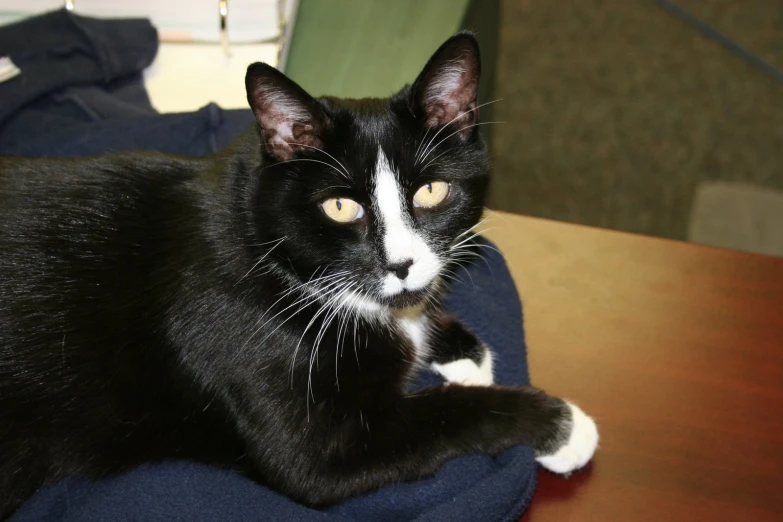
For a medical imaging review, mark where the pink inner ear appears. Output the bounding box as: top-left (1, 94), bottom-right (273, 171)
top-left (263, 112), bottom-right (297, 158)
top-left (423, 58), bottom-right (478, 129)
top-left (252, 86), bottom-right (317, 161)
top-left (265, 123), bottom-right (319, 161)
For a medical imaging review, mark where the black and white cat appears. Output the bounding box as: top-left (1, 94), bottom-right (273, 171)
top-left (0, 32), bottom-right (597, 518)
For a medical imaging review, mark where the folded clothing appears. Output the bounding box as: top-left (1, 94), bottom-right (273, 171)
top-left (0, 9), bottom-right (251, 157)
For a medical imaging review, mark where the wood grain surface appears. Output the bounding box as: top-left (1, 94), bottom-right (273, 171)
top-left (483, 211), bottom-right (783, 522)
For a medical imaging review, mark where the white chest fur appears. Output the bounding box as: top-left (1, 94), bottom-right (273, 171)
top-left (393, 309), bottom-right (431, 363)
top-left (392, 309), bottom-right (495, 386)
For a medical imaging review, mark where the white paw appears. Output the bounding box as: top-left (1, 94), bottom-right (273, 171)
top-left (536, 402), bottom-right (599, 474)
top-left (431, 349), bottom-right (494, 386)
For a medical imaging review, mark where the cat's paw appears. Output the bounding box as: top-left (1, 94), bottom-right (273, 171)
top-left (431, 348), bottom-right (494, 386)
top-left (536, 401), bottom-right (598, 474)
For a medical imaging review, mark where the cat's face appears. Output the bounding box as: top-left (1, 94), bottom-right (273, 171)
top-left (246, 33), bottom-right (488, 313)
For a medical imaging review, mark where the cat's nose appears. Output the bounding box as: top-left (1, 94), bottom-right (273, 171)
top-left (387, 259), bottom-right (414, 280)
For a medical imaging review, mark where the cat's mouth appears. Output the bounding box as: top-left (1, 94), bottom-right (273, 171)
top-left (381, 288), bottom-right (431, 310)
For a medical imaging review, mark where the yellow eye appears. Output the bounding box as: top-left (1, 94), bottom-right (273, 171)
top-left (413, 181), bottom-right (450, 208)
top-left (321, 197), bottom-right (364, 223)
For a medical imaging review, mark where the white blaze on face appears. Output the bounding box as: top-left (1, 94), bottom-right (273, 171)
top-left (373, 147), bottom-right (442, 297)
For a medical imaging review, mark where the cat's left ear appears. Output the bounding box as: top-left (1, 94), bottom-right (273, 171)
top-left (410, 31), bottom-right (481, 138)
top-left (245, 63), bottom-right (329, 161)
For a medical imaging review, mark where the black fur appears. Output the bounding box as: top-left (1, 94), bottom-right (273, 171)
top-left (428, 315), bottom-right (488, 365)
top-left (0, 33), bottom-right (575, 518)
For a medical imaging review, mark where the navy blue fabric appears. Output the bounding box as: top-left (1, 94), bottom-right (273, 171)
top-left (2, 102), bottom-right (254, 158)
top-left (0, 10), bottom-right (157, 128)
top-left (2, 10), bottom-right (538, 521)
top-left (0, 9), bottom-right (253, 157)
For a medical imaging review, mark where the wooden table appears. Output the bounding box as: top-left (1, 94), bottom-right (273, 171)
top-left (483, 211), bottom-right (783, 522)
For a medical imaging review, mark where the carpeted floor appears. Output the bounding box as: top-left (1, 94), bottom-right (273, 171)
top-left (488, 0), bottom-right (783, 255)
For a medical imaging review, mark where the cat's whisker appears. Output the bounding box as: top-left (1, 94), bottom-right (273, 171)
top-left (252, 268), bottom-right (345, 332)
top-left (450, 230), bottom-right (483, 250)
top-left (458, 242), bottom-right (503, 278)
top-left (296, 283), bottom-right (347, 398)
top-left (413, 125), bottom-right (432, 165)
top-left (328, 284), bottom-right (360, 392)
top-left (302, 282), bottom-right (354, 416)
top-left (277, 274), bottom-right (349, 333)
top-left (419, 121), bottom-right (505, 167)
top-left (312, 292), bottom-right (344, 369)
top-left (450, 242), bottom-right (487, 257)
top-left (450, 221), bottom-right (497, 250)
top-left (262, 158), bottom-right (348, 181)
top-left (449, 236), bottom-right (506, 278)
top-left (236, 237), bottom-right (286, 284)
top-left (450, 246), bottom-right (496, 278)
top-left (464, 241), bottom-right (504, 257)
top-left (451, 234), bottom-right (498, 256)
top-left (334, 303), bottom-right (348, 391)
top-left (243, 272), bottom-right (348, 354)
top-left (413, 112), bottom-right (443, 162)
top-left (451, 236), bottom-right (504, 261)
top-left (415, 98), bottom-right (503, 166)
top-left (351, 307), bottom-right (359, 360)
top-left (449, 246), bottom-right (484, 260)
top-left (449, 254), bottom-right (482, 272)
top-left (270, 265), bottom-right (331, 299)
top-left (285, 142), bottom-right (352, 180)
top-left (449, 247), bottom-right (481, 258)
top-left (244, 237), bottom-right (290, 248)
top-left (484, 208), bottom-right (511, 224)
top-left (443, 221), bottom-right (493, 252)
top-left (452, 215), bottom-right (495, 243)
top-left (240, 287), bottom-right (330, 367)
top-left (311, 280), bottom-right (355, 352)
top-left (296, 279), bottom-right (352, 362)
top-left (448, 255), bottom-right (478, 268)
top-left (242, 266), bottom-right (278, 285)
top-left (445, 255), bottom-right (473, 282)
top-left (350, 293), bottom-right (369, 367)
top-left (415, 98), bottom-right (503, 165)
top-left (336, 291), bottom-right (357, 360)
top-left (231, 267), bottom-right (332, 368)
top-left (420, 147), bottom-right (454, 174)
top-left (440, 266), bottom-right (473, 291)
top-left (319, 184), bottom-right (353, 192)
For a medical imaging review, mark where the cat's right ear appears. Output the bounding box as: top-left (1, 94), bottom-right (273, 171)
top-left (410, 32), bottom-right (481, 139)
top-left (245, 63), bottom-right (329, 161)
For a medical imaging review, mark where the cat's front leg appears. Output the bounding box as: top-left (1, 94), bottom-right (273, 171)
top-left (421, 316), bottom-right (598, 474)
top-left (261, 384), bottom-right (598, 505)
top-left (427, 314), bottom-right (495, 386)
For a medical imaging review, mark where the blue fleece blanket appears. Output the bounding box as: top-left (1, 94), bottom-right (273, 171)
top-left (1, 10), bottom-right (537, 521)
